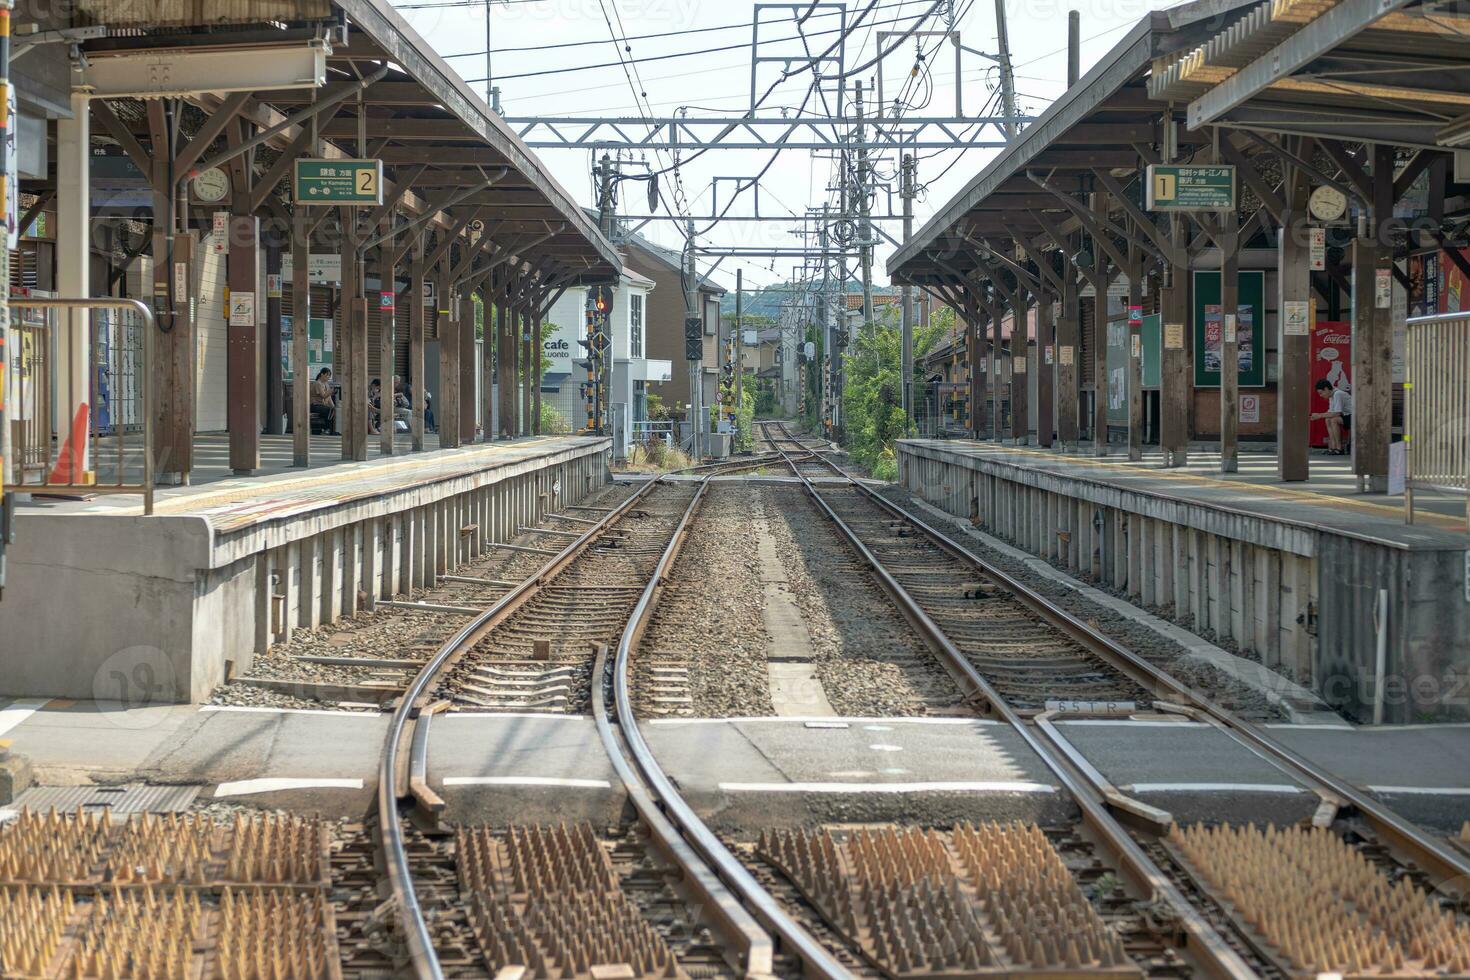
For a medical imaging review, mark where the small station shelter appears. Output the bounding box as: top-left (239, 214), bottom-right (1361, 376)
top-left (888, 0), bottom-right (1470, 723)
top-left (0, 0), bottom-right (620, 702)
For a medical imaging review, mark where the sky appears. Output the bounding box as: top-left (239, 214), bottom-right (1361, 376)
top-left (390, 0), bottom-right (1182, 291)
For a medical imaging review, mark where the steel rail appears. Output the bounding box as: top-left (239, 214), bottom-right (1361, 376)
top-left (775, 424), bottom-right (1470, 896)
top-left (605, 476), bottom-right (854, 980)
top-left (377, 475), bottom-right (670, 977)
top-left (769, 424), bottom-right (1257, 980)
top-left (378, 462), bottom-right (848, 978)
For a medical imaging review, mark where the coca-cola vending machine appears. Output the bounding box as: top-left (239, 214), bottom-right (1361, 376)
top-left (1310, 321), bottom-right (1351, 448)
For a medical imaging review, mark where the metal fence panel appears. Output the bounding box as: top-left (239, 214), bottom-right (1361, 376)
top-left (1404, 313), bottom-right (1470, 525)
top-left (7, 298), bottom-right (154, 513)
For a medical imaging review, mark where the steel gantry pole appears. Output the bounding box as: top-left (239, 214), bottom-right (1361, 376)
top-left (684, 220), bottom-right (703, 461)
top-left (855, 80), bottom-right (874, 331)
top-left (900, 152), bottom-right (916, 428)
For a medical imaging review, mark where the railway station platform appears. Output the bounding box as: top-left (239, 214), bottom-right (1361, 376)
top-left (0, 435), bottom-right (611, 704)
top-left (899, 439), bottom-right (1470, 725)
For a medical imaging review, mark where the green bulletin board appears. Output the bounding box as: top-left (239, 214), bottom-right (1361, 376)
top-left (1142, 313), bottom-right (1162, 389)
top-left (1107, 313), bottom-right (1163, 426)
top-left (1193, 270), bottom-right (1265, 388)
top-left (1105, 318), bottom-right (1128, 425)
top-left (281, 316), bottom-right (334, 383)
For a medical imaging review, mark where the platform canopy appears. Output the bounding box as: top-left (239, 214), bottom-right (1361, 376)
top-left (1154, 0), bottom-right (1470, 150)
top-left (885, 0), bottom-right (1470, 490)
top-left (65, 0), bottom-right (620, 285)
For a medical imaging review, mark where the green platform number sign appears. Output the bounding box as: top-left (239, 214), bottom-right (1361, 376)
top-left (1147, 164), bottom-right (1235, 212)
top-left (294, 159), bottom-right (383, 205)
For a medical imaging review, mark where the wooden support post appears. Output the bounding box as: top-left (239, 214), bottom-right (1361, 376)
top-left (481, 287), bottom-right (496, 442)
top-left (1126, 265), bottom-right (1144, 462)
top-left (1278, 166), bottom-right (1312, 482)
top-left (1159, 271), bottom-right (1190, 467)
top-left (439, 274), bottom-right (462, 449)
top-left (227, 214), bottom-right (261, 474)
top-left (1091, 193), bottom-right (1111, 456)
top-left (1350, 144), bottom-right (1395, 492)
top-left (342, 216), bottom-right (369, 463)
top-left (1036, 290), bottom-right (1055, 448)
top-left (292, 207), bottom-right (311, 466)
top-left (410, 235), bottom-right (427, 451)
top-left (1219, 217), bottom-right (1240, 473)
top-left (1056, 273), bottom-right (1079, 450)
top-left (156, 231), bottom-right (197, 481)
top-left (460, 292), bottom-right (477, 440)
top-left (532, 312), bottom-right (543, 435)
top-left (264, 242), bottom-right (284, 435)
top-left (1009, 294), bottom-right (1029, 444)
top-left (379, 219), bottom-right (398, 458)
top-left (497, 300), bottom-right (515, 439)
top-left (969, 316), bottom-right (984, 438)
top-left (1090, 273), bottom-right (1109, 455)
top-left (991, 307), bottom-right (1004, 440)
top-left (521, 306), bottom-right (533, 437)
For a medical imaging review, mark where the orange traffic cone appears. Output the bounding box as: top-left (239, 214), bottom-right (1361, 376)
top-left (48, 403), bottom-right (92, 485)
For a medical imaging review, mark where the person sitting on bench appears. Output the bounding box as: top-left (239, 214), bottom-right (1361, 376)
top-left (310, 368), bottom-right (338, 435)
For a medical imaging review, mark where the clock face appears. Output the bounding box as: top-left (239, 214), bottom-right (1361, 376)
top-left (191, 168), bottom-right (230, 204)
top-left (1309, 184), bottom-right (1348, 222)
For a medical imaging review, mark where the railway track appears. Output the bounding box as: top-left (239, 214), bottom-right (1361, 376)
top-left (762, 419), bottom-right (1470, 980)
top-left (377, 468), bottom-right (851, 978)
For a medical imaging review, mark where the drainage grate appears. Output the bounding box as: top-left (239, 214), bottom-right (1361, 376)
top-left (9, 784), bottom-right (200, 814)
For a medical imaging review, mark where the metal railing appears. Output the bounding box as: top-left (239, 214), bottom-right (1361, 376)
top-left (7, 297), bottom-right (154, 514)
top-left (1404, 313), bottom-right (1469, 527)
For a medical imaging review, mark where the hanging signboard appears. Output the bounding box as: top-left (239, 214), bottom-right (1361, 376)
top-left (1146, 164), bottom-right (1235, 211)
top-left (293, 159), bottom-right (384, 205)
top-left (1193, 270), bottom-right (1266, 388)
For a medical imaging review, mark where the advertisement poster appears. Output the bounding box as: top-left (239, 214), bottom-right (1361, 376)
top-left (1441, 249), bottom-right (1470, 313)
top-left (1310, 320), bottom-right (1351, 448)
top-left (1409, 253), bottom-right (1439, 318)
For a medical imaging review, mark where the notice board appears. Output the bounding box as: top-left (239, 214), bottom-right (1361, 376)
top-left (1193, 270), bottom-right (1266, 388)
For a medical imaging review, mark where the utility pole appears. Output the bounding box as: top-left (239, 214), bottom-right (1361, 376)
top-left (993, 0), bottom-right (1019, 137)
top-left (819, 209), bottom-right (837, 436)
top-left (484, 0), bottom-right (500, 112)
top-left (900, 152), bottom-right (916, 428)
top-left (683, 219), bottom-right (703, 461)
top-left (597, 153), bottom-right (614, 236)
top-left (855, 80), bottom-right (874, 332)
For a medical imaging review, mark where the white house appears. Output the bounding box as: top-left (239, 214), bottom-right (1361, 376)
top-left (543, 266), bottom-right (670, 457)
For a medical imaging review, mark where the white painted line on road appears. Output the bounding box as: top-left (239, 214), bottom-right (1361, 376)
top-left (0, 699), bottom-right (50, 739)
top-left (1053, 719), bottom-right (1206, 728)
top-left (1263, 723), bottom-right (1355, 731)
top-left (200, 705), bottom-right (380, 718)
top-left (442, 776), bottom-right (612, 789)
top-left (441, 712), bottom-right (589, 721)
top-left (214, 777), bottom-right (365, 797)
top-left (1125, 782), bottom-right (1305, 794)
top-left (718, 780), bottom-right (1058, 794)
top-left (650, 716), bottom-right (1001, 726)
top-left (1367, 786), bottom-right (1470, 796)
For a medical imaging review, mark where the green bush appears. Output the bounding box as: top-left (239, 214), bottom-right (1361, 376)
top-left (539, 402), bottom-right (571, 434)
top-left (838, 308), bottom-right (947, 480)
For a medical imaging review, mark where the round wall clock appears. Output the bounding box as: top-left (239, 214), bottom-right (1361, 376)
top-left (191, 168), bottom-right (230, 204)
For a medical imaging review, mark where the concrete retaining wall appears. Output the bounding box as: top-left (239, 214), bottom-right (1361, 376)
top-left (0, 441), bottom-right (611, 703)
top-left (898, 440), bottom-right (1470, 723)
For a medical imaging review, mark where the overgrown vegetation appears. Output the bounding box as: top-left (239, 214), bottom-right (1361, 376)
top-left (539, 403), bottom-right (570, 434)
top-left (839, 305), bottom-right (951, 481)
top-left (624, 438), bottom-right (694, 472)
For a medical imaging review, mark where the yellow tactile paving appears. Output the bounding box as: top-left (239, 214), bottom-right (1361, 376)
top-left (941, 443), bottom-right (1468, 534)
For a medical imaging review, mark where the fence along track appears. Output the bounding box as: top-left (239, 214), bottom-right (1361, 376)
top-left (377, 470), bottom-right (851, 979)
top-left (771, 422), bottom-right (1470, 968)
